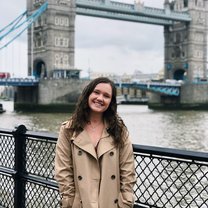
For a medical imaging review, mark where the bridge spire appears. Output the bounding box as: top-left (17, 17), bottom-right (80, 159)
top-left (134, 0), bottom-right (144, 11)
top-left (164, 0), bottom-right (171, 12)
top-left (174, 0), bottom-right (185, 11)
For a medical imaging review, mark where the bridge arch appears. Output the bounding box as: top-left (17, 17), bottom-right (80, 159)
top-left (33, 59), bottom-right (47, 78)
top-left (173, 69), bottom-right (186, 80)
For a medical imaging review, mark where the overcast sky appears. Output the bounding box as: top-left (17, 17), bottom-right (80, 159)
top-left (0, 0), bottom-right (164, 77)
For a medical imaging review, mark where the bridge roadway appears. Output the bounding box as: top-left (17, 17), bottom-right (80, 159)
top-left (0, 78), bottom-right (39, 86)
top-left (0, 78), bottom-right (182, 96)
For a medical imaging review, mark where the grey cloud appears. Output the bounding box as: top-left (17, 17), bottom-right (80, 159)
top-left (76, 16), bottom-right (164, 53)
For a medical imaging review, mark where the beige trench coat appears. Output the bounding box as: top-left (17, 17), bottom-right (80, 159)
top-left (55, 121), bottom-right (136, 208)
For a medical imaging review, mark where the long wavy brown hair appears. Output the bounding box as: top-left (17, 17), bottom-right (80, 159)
top-left (68, 77), bottom-right (128, 147)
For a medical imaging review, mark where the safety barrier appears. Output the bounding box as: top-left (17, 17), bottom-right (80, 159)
top-left (0, 125), bottom-right (207, 208)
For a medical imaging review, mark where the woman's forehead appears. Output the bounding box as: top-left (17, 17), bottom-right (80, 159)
top-left (94, 83), bottom-right (112, 93)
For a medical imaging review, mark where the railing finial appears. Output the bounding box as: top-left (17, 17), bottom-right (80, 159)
top-left (13, 125), bottom-right (27, 134)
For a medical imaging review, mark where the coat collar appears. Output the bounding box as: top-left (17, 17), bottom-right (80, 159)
top-left (71, 126), bottom-right (115, 160)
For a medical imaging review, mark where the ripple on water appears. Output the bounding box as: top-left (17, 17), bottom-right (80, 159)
top-left (1, 101), bottom-right (208, 151)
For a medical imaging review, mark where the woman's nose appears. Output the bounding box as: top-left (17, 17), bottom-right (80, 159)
top-left (97, 94), bottom-right (103, 101)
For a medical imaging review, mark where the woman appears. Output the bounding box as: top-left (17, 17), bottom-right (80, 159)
top-left (55, 77), bottom-right (136, 208)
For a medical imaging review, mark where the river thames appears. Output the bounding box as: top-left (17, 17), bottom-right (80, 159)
top-left (0, 101), bottom-right (208, 152)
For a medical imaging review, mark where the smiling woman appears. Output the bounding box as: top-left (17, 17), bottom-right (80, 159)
top-left (55, 77), bottom-right (136, 208)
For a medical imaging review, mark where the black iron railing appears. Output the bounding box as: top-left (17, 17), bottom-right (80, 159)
top-left (0, 125), bottom-right (59, 208)
top-left (0, 125), bottom-right (207, 208)
top-left (133, 145), bottom-right (208, 208)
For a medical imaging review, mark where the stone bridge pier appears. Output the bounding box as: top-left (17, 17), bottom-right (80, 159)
top-left (14, 79), bottom-right (89, 112)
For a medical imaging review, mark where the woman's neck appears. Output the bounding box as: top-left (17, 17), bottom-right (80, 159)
top-left (89, 112), bottom-right (103, 124)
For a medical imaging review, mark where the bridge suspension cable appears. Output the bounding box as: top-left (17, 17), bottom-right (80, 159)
top-left (0, 2), bottom-right (48, 50)
top-left (0, 11), bottom-right (26, 36)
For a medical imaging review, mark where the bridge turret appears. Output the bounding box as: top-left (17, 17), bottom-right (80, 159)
top-left (174, 0), bottom-right (185, 11)
top-left (164, 0), bottom-right (171, 14)
top-left (196, 0), bottom-right (205, 7)
top-left (188, 0), bottom-right (208, 8)
top-left (104, 0), bottom-right (111, 5)
top-left (134, 0), bottom-right (144, 11)
top-left (164, 0), bottom-right (170, 7)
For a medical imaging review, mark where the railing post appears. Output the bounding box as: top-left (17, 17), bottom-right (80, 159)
top-left (13, 125), bottom-right (27, 208)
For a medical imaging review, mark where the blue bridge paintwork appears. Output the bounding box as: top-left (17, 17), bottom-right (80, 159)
top-left (115, 82), bottom-right (181, 96)
top-left (0, 78), bottom-right (39, 86)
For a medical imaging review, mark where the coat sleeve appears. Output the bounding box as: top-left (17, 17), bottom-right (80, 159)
top-left (55, 124), bottom-right (75, 208)
top-left (119, 136), bottom-right (136, 208)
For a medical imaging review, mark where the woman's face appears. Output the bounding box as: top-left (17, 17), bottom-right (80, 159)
top-left (88, 83), bottom-right (112, 114)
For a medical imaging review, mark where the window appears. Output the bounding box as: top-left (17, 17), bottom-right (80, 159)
top-left (54, 16), bottom-right (69, 27)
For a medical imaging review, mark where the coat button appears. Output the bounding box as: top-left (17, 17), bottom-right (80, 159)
top-left (114, 199), bottom-right (118, 204)
top-left (109, 151), bottom-right (114, 156)
top-left (78, 150), bottom-right (82, 156)
top-left (111, 175), bottom-right (116, 180)
top-left (78, 176), bottom-right (82, 180)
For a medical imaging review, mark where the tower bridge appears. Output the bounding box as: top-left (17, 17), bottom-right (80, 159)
top-left (1, 0), bottom-right (208, 111)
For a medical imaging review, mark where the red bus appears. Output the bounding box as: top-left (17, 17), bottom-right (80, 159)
top-left (0, 72), bottom-right (11, 79)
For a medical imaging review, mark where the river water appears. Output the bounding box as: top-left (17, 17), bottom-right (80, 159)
top-left (0, 101), bottom-right (208, 152)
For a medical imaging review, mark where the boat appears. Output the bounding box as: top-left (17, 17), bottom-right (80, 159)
top-left (0, 103), bottom-right (6, 113)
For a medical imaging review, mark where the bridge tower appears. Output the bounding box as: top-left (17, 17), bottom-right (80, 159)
top-left (27, 0), bottom-right (76, 78)
top-left (164, 0), bottom-right (208, 82)
top-left (149, 0), bottom-right (208, 109)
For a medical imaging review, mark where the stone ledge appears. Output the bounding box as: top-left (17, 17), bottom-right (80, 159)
top-left (14, 103), bottom-right (76, 113)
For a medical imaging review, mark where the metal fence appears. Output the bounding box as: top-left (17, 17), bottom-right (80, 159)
top-left (0, 125), bottom-right (207, 208)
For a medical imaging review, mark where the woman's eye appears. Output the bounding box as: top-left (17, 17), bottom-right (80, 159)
top-left (104, 94), bottom-right (110, 98)
top-left (93, 90), bottom-right (99, 94)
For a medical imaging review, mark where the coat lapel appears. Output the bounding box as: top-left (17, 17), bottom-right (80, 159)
top-left (72, 130), bottom-right (97, 160)
top-left (97, 129), bottom-right (115, 159)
